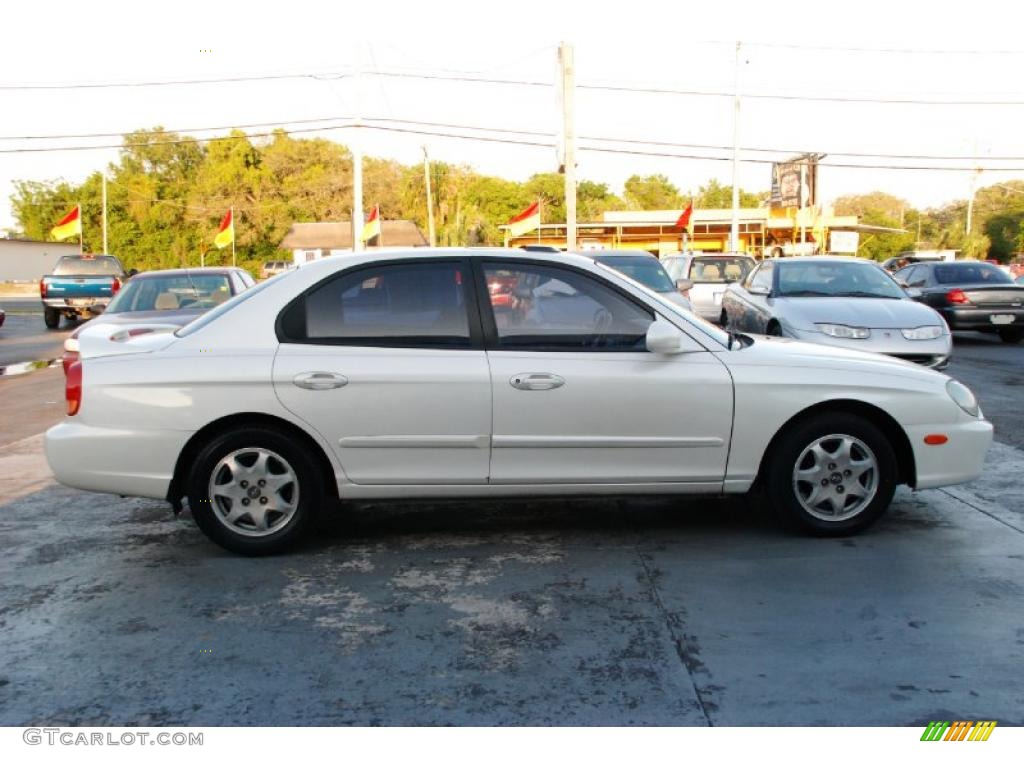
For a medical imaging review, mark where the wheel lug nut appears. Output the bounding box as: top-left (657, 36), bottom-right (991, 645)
top-left (258, 479), bottom-right (266, 487)
top-left (828, 463), bottom-right (837, 470)
top-left (837, 485), bottom-right (845, 493)
top-left (240, 480), bottom-right (248, 488)
top-left (260, 497), bottom-right (268, 505)
top-left (844, 470), bottom-right (851, 477)
top-left (241, 498), bottom-right (250, 506)
top-left (821, 479), bottom-right (829, 486)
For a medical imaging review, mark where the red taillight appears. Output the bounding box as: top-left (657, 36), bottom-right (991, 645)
top-left (111, 277), bottom-right (121, 294)
top-left (946, 288), bottom-right (970, 305)
top-left (39, 278), bottom-right (47, 298)
top-left (61, 350), bottom-right (79, 376)
top-left (66, 361), bottom-right (82, 415)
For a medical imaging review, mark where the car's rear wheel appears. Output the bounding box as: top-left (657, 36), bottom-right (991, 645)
top-left (998, 327), bottom-right (1023, 344)
top-left (187, 426), bottom-right (321, 555)
top-left (764, 413), bottom-right (898, 536)
top-left (44, 307), bottom-right (61, 329)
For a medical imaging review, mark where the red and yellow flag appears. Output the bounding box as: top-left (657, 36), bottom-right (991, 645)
top-left (675, 200), bottom-right (694, 233)
top-left (361, 205), bottom-right (381, 244)
top-left (507, 201), bottom-right (540, 237)
top-left (51, 205), bottom-right (82, 241)
top-left (214, 209), bottom-right (234, 249)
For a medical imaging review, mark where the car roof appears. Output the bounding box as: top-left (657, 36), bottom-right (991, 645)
top-left (584, 249), bottom-right (659, 260)
top-left (764, 256), bottom-right (876, 265)
top-left (131, 267), bottom-right (239, 278)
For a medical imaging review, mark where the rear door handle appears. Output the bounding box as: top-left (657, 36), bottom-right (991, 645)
top-left (293, 371), bottom-right (349, 390)
top-left (510, 373), bottom-right (565, 391)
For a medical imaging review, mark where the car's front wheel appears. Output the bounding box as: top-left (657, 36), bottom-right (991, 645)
top-left (764, 413), bottom-right (898, 536)
top-left (187, 426), bottom-right (321, 555)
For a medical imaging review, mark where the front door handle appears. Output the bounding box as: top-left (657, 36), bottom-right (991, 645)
top-left (293, 371), bottom-right (349, 390)
top-left (510, 373), bottom-right (565, 391)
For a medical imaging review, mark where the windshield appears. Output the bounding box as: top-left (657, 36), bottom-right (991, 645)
top-left (689, 257), bottom-right (753, 284)
top-left (596, 257), bottom-right (676, 292)
top-left (175, 270), bottom-right (290, 337)
top-left (106, 273), bottom-right (232, 314)
top-left (933, 263), bottom-right (1013, 285)
top-left (777, 261), bottom-right (906, 299)
top-left (53, 255), bottom-right (122, 276)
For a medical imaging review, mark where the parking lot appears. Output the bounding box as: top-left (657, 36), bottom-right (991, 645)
top-left (0, 305), bottom-right (1022, 726)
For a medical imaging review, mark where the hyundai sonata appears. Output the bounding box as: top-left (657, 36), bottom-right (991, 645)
top-left (45, 249), bottom-right (992, 555)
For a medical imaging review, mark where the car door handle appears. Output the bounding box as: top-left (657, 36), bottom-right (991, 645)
top-left (510, 373), bottom-right (565, 391)
top-left (293, 371), bottom-right (349, 390)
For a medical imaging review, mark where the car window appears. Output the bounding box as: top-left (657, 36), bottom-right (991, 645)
top-left (775, 261), bottom-right (904, 298)
top-left (661, 258), bottom-right (685, 281)
top-left (482, 262), bottom-right (653, 351)
top-left (933, 263), bottom-right (1013, 285)
top-left (176, 270), bottom-right (292, 338)
top-left (748, 262), bottom-right (774, 293)
top-left (595, 256), bottom-right (675, 292)
top-left (899, 266), bottom-right (926, 287)
top-left (53, 255), bottom-right (122, 276)
top-left (293, 261), bottom-right (471, 347)
top-left (689, 257), bottom-right (753, 284)
top-left (106, 273), bottom-right (232, 313)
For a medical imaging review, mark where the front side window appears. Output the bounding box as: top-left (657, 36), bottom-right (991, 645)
top-left (748, 263), bottom-right (774, 293)
top-left (482, 262), bottom-right (653, 351)
top-left (288, 261), bottom-right (471, 347)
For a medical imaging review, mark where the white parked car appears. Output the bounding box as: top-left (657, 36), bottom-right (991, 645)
top-left (722, 257), bottom-right (953, 369)
top-left (46, 249), bottom-right (993, 555)
top-left (661, 252), bottom-right (757, 323)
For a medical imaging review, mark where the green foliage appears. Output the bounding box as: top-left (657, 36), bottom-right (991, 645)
top-left (692, 178), bottom-right (765, 209)
top-left (623, 174), bottom-right (683, 210)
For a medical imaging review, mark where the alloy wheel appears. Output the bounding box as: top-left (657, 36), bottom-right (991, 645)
top-left (208, 447), bottom-right (300, 537)
top-left (791, 433), bottom-right (879, 522)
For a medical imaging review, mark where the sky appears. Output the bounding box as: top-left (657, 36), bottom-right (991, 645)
top-left (2, 0), bottom-right (1024, 232)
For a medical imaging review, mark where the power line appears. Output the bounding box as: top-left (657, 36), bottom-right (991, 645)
top-left (0, 72), bottom-right (349, 91)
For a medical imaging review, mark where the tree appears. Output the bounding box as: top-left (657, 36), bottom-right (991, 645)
top-left (623, 174), bottom-right (682, 210)
top-left (692, 178), bottom-right (765, 209)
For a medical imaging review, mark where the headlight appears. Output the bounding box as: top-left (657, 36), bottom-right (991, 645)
top-left (901, 325), bottom-right (944, 340)
top-left (816, 323), bottom-right (871, 339)
top-left (946, 380), bottom-right (979, 417)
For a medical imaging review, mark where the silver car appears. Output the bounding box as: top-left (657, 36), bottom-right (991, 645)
top-left (662, 253), bottom-right (756, 322)
top-left (721, 257), bottom-right (952, 369)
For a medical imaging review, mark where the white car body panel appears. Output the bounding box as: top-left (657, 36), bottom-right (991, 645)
top-left (45, 248), bottom-right (993, 507)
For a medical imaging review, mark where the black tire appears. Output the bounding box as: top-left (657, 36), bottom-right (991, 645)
top-left (998, 327), bottom-right (1023, 344)
top-left (44, 307), bottom-right (61, 329)
top-left (763, 412), bottom-right (898, 536)
top-left (187, 426), bottom-right (322, 555)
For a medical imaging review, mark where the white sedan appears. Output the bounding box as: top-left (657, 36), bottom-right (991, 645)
top-left (46, 248), bottom-right (993, 555)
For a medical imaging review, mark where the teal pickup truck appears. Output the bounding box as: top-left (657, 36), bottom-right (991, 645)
top-left (40, 254), bottom-right (128, 329)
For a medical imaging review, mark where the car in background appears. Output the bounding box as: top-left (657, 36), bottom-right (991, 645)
top-left (588, 249), bottom-right (692, 310)
top-left (661, 253), bottom-right (756, 323)
top-left (880, 251), bottom-right (954, 273)
top-left (0, 306), bottom-right (5, 328)
top-left (46, 247), bottom-right (992, 555)
top-left (62, 267), bottom-right (255, 373)
top-left (1017, 274), bottom-right (1024, 285)
top-left (722, 257), bottom-right (952, 368)
top-left (261, 260), bottom-right (291, 280)
top-left (894, 260), bottom-right (1024, 344)
top-left (40, 254), bottom-right (127, 328)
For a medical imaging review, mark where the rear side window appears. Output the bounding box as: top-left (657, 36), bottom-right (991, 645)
top-left (283, 261), bottom-right (472, 347)
top-left (689, 257), bottom-right (752, 283)
top-left (53, 255), bottom-right (122, 276)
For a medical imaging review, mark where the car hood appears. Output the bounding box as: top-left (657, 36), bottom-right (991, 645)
top-left (773, 297), bottom-right (942, 329)
top-left (72, 308), bottom-right (204, 337)
top-left (729, 333), bottom-right (949, 386)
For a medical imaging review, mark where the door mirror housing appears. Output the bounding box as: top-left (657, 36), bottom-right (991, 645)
top-left (675, 278), bottom-right (694, 293)
top-left (905, 287), bottom-right (923, 299)
top-left (748, 284), bottom-right (771, 296)
top-left (646, 319), bottom-right (687, 354)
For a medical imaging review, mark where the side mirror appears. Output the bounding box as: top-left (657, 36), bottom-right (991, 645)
top-left (905, 287), bottom-right (923, 299)
top-left (675, 278), bottom-right (693, 293)
top-left (646, 319), bottom-right (687, 354)
top-left (126, 268), bottom-right (139, 278)
top-left (748, 284), bottom-right (770, 296)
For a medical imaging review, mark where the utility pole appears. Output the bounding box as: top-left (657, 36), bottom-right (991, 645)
top-left (966, 165), bottom-right (981, 236)
top-left (101, 172), bottom-right (108, 254)
top-left (352, 48), bottom-right (364, 252)
top-left (559, 42), bottom-right (577, 252)
top-left (729, 41), bottom-right (741, 253)
top-left (422, 146), bottom-right (436, 247)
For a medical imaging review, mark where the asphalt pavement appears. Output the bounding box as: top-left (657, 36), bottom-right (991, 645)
top-left (0, 323), bottom-right (1021, 726)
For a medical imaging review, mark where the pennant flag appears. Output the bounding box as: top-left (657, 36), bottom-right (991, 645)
top-left (361, 205), bottom-right (381, 244)
top-left (214, 209), bottom-right (234, 249)
top-left (51, 205), bottom-right (82, 241)
top-left (507, 201), bottom-right (540, 237)
top-left (675, 200), bottom-right (694, 232)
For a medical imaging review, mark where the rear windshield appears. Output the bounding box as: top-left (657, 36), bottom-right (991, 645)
top-left (933, 263), bottom-right (1012, 285)
top-left (106, 273), bottom-right (232, 314)
top-left (175, 269), bottom-right (290, 337)
top-left (688, 257), bottom-right (753, 283)
top-left (53, 255), bottom-right (122, 276)
top-left (596, 257), bottom-right (675, 292)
